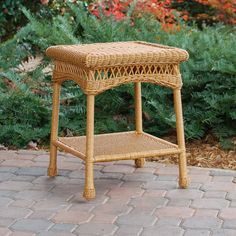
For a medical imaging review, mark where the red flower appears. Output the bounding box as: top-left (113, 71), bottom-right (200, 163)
top-left (40, 0), bottom-right (49, 5)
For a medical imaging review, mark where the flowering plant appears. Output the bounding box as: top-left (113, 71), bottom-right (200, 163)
top-left (89, 0), bottom-right (236, 26)
top-left (89, 0), bottom-right (185, 31)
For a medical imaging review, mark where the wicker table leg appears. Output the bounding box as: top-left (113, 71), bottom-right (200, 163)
top-left (83, 94), bottom-right (96, 200)
top-left (174, 88), bottom-right (189, 188)
top-left (48, 82), bottom-right (61, 177)
top-left (134, 82), bottom-right (145, 168)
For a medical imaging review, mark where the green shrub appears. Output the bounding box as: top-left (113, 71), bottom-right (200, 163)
top-left (0, 3), bottom-right (235, 149)
top-left (0, 0), bottom-right (53, 41)
top-left (0, 0), bottom-right (95, 41)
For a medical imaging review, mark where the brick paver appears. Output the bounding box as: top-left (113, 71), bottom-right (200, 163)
top-left (0, 181), bottom-right (34, 191)
top-left (0, 197), bottom-right (12, 206)
top-left (167, 198), bottom-right (191, 207)
top-left (211, 229), bottom-right (236, 236)
top-left (39, 232), bottom-right (76, 236)
top-left (166, 189), bottom-right (203, 199)
top-left (144, 180), bottom-right (178, 190)
top-left (204, 190), bottom-right (227, 199)
top-left (223, 219), bottom-right (236, 229)
top-left (219, 208), bottom-right (236, 220)
top-left (10, 219), bottom-right (52, 233)
top-left (10, 232), bottom-right (36, 236)
top-left (155, 206), bottom-right (194, 218)
top-left (0, 150), bottom-right (235, 235)
top-left (52, 210), bottom-right (93, 224)
top-left (182, 216), bottom-right (222, 229)
top-left (0, 227), bottom-right (11, 236)
top-left (116, 212), bottom-right (157, 227)
top-left (50, 223), bottom-right (76, 233)
top-left (194, 209), bottom-right (219, 217)
top-left (142, 225), bottom-right (184, 236)
top-left (155, 217), bottom-right (181, 226)
top-left (114, 225), bottom-right (142, 236)
top-left (201, 182), bottom-right (236, 192)
top-left (0, 207), bottom-right (32, 219)
top-left (184, 229), bottom-right (210, 236)
top-left (226, 191), bottom-right (236, 200)
top-left (129, 196), bottom-right (168, 209)
top-left (74, 223), bottom-right (118, 235)
top-left (191, 198), bottom-right (229, 209)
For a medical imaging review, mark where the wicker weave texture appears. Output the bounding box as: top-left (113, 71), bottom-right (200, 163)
top-left (58, 131), bottom-right (179, 162)
top-left (47, 41), bottom-right (189, 199)
top-left (46, 41), bottom-right (189, 68)
top-left (46, 41), bottom-right (189, 94)
top-left (53, 62), bottom-right (182, 94)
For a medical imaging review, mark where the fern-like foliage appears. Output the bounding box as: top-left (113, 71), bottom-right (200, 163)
top-left (0, 1), bottom-right (235, 149)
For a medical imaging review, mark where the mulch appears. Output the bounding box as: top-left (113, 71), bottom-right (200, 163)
top-left (151, 135), bottom-right (236, 170)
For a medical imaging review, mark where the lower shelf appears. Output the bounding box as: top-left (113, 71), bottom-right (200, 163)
top-left (55, 131), bottom-right (181, 162)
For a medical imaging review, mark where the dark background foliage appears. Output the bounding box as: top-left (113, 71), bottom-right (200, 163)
top-left (0, 1), bottom-right (235, 149)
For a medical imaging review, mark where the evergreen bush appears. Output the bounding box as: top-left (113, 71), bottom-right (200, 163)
top-left (0, 2), bottom-right (235, 149)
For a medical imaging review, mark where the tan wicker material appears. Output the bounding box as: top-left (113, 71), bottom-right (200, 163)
top-left (46, 41), bottom-right (189, 94)
top-left (46, 41), bottom-right (189, 68)
top-left (57, 131), bottom-right (180, 162)
top-left (47, 41), bottom-right (189, 200)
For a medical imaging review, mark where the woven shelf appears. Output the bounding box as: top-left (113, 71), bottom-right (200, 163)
top-left (54, 131), bottom-right (180, 162)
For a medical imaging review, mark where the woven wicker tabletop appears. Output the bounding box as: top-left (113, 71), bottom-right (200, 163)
top-left (46, 41), bottom-right (189, 69)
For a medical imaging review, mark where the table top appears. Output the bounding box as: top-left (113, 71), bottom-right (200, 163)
top-left (46, 41), bottom-right (189, 69)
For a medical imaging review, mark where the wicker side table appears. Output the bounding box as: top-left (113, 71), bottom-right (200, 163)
top-left (46, 41), bottom-right (189, 200)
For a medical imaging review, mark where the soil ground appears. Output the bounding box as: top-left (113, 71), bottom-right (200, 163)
top-left (152, 135), bottom-right (236, 170)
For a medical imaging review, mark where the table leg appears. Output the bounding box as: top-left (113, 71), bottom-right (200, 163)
top-left (48, 82), bottom-right (61, 177)
top-left (134, 82), bottom-right (145, 168)
top-left (83, 94), bottom-right (96, 200)
top-left (173, 88), bottom-right (189, 188)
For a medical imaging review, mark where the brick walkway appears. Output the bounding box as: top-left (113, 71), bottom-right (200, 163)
top-left (0, 150), bottom-right (236, 236)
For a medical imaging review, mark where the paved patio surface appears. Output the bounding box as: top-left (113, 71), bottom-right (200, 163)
top-left (0, 150), bottom-right (236, 236)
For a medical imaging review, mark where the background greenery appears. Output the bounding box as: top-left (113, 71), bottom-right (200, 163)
top-left (0, 1), bottom-right (235, 149)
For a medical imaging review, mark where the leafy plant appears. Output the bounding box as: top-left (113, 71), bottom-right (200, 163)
top-left (173, 0), bottom-right (236, 26)
top-left (0, 2), bottom-right (235, 149)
